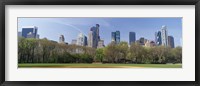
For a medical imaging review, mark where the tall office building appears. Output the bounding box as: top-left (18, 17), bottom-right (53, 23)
top-left (84, 36), bottom-right (88, 46)
top-left (77, 33), bottom-right (87, 46)
top-left (161, 25), bottom-right (168, 46)
top-left (22, 26), bottom-right (38, 38)
top-left (116, 31), bottom-right (120, 44)
top-left (155, 31), bottom-right (162, 45)
top-left (88, 24), bottom-right (100, 48)
top-left (111, 31), bottom-right (120, 44)
top-left (88, 31), bottom-right (93, 47)
top-left (129, 32), bottom-right (136, 45)
top-left (59, 35), bottom-right (65, 43)
top-left (168, 36), bottom-right (175, 48)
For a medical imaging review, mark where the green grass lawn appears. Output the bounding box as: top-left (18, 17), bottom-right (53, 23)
top-left (18, 63), bottom-right (182, 68)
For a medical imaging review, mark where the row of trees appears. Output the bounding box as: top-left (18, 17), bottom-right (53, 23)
top-left (18, 37), bottom-right (182, 64)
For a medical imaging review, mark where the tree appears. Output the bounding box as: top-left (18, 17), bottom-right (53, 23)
top-left (129, 43), bottom-right (144, 63)
top-left (117, 41), bottom-right (129, 63)
top-left (104, 42), bottom-right (118, 63)
top-left (95, 48), bottom-right (105, 62)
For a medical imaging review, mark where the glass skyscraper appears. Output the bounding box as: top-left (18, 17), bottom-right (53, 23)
top-left (168, 36), bottom-right (175, 48)
top-left (22, 26), bottom-right (38, 38)
top-left (129, 32), bottom-right (136, 45)
top-left (155, 31), bottom-right (162, 45)
top-left (111, 31), bottom-right (120, 44)
top-left (116, 31), bottom-right (120, 44)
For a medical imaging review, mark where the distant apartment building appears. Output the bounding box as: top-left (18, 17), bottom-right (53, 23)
top-left (77, 33), bottom-right (87, 46)
top-left (145, 40), bottom-right (156, 47)
top-left (97, 40), bottom-right (105, 48)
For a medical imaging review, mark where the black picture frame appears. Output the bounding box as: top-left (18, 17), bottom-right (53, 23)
top-left (0, 0), bottom-right (199, 86)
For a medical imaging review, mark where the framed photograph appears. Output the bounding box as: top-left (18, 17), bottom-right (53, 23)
top-left (0, 0), bottom-right (199, 86)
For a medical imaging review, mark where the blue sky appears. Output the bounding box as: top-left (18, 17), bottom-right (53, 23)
top-left (18, 17), bottom-right (182, 47)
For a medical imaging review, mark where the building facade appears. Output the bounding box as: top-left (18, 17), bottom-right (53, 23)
top-left (97, 40), bottom-right (105, 48)
top-left (145, 40), bottom-right (156, 47)
top-left (139, 37), bottom-right (145, 45)
top-left (129, 32), bottom-right (136, 45)
top-left (22, 26), bottom-right (38, 38)
top-left (155, 31), bottom-right (162, 45)
top-left (111, 31), bottom-right (120, 44)
top-left (88, 24), bottom-right (100, 48)
top-left (161, 25), bottom-right (168, 46)
top-left (115, 31), bottom-right (120, 44)
top-left (168, 36), bottom-right (175, 48)
top-left (77, 33), bottom-right (87, 46)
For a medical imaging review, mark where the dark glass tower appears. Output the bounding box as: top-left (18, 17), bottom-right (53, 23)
top-left (129, 32), bottom-right (136, 45)
top-left (168, 36), bottom-right (175, 48)
top-left (115, 31), bottom-right (120, 44)
top-left (155, 31), bottom-right (162, 45)
top-left (111, 31), bottom-right (120, 44)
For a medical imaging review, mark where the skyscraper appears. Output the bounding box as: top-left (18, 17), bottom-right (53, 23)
top-left (84, 36), bottom-right (88, 46)
top-left (88, 24), bottom-right (100, 48)
top-left (168, 36), bottom-right (175, 48)
top-left (161, 25), bottom-right (168, 46)
top-left (111, 31), bottom-right (120, 44)
top-left (129, 32), bottom-right (136, 45)
top-left (59, 35), bottom-right (65, 43)
top-left (77, 33), bottom-right (87, 46)
top-left (155, 31), bottom-right (162, 45)
top-left (22, 26), bottom-right (38, 38)
top-left (88, 31), bottom-right (93, 47)
top-left (116, 31), bottom-right (120, 44)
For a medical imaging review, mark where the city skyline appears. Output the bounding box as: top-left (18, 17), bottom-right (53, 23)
top-left (18, 18), bottom-right (182, 47)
